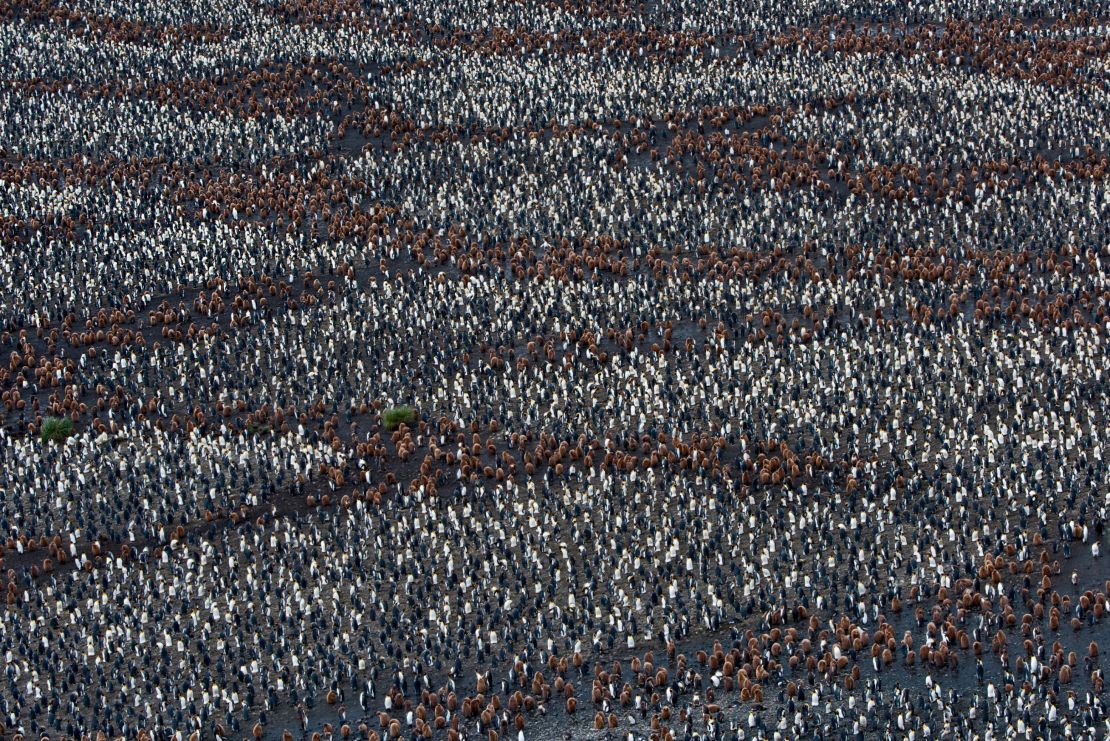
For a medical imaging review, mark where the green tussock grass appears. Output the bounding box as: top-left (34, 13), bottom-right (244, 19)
top-left (383, 405), bottom-right (416, 431)
top-left (40, 416), bottom-right (74, 444)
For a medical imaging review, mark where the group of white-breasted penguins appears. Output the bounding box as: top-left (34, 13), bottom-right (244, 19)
top-left (0, 0), bottom-right (1108, 738)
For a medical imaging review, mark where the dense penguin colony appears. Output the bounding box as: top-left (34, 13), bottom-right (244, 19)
top-left (0, 0), bottom-right (1109, 738)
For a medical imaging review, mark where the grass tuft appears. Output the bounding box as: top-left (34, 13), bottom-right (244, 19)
top-left (383, 405), bottom-right (415, 431)
top-left (40, 416), bottom-right (74, 444)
